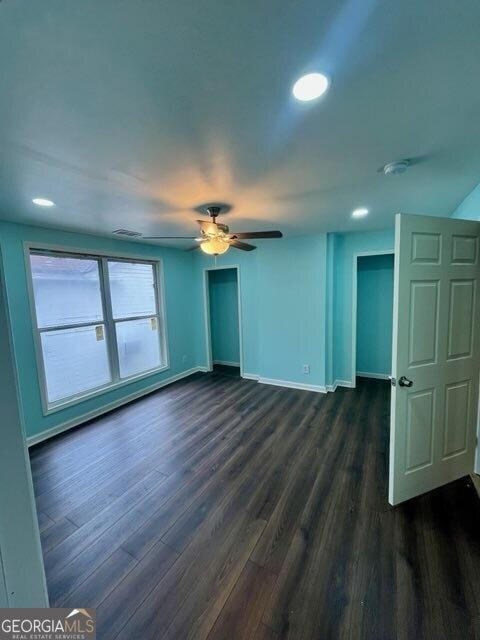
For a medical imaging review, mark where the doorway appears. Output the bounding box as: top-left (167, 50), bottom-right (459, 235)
top-left (204, 267), bottom-right (243, 376)
top-left (353, 252), bottom-right (394, 383)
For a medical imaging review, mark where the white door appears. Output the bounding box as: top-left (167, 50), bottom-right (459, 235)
top-left (389, 213), bottom-right (480, 505)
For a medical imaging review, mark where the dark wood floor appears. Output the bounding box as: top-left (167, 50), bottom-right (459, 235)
top-left (30, 371), bottom-right (480, 639)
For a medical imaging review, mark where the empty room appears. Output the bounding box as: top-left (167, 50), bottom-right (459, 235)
top-left (1, 2), bottom-right (480, 639)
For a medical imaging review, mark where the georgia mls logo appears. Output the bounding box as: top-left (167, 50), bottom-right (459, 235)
top-left (0, 608), bottom-right (96, 639)
top-left (66, 608), bottom-right (92, 620)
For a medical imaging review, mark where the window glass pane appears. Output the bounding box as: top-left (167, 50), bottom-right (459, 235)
top-left (108, 261), bottom-right (157, 319)
top-left (116, 317), bottom-right (161, 378)
top-left (30, 254), bottom-right (104, 328)
top-left (40, 325), bottom-right (111, 403)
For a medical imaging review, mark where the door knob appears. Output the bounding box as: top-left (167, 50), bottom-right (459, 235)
top-left (398, 376), bottom-right (413, 387)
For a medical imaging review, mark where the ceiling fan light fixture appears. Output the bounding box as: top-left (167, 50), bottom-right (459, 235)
top-left (200, 238), bottom-right (230, 256)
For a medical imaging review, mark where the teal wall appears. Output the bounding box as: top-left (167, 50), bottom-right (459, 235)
top-left (331, 229), bottom-right (395, 384)
top-left (356, 253), bottom-right (394, 376)
top-left (257, 236), bottom-right (327, 385)
top-left (452, 182), bottom-right (480, 220)
top-left (195, 235), bottom-right (328, 387)
top-left (0, 221), bottom-right (201, 439)
top-left (208, 268), bottom-right (240, 365)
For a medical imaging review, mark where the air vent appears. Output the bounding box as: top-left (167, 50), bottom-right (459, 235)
top-left (112, 229), bottom-right (142, 237)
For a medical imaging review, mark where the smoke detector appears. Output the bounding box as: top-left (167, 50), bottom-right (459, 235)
top-left (382, 160), bottom-right (410, 176)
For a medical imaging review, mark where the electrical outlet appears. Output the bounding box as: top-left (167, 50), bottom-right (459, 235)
top-left (303, 364), bottom-right (310, 375)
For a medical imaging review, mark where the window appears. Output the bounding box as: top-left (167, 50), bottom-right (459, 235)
top-left (28, 249), bottom-right (168, 411)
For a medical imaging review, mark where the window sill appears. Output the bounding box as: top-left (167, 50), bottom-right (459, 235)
top-left (43, 363), bottom-right (170, 416)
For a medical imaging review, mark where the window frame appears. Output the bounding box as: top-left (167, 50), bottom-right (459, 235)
top-left (24, 242), bottom-right (170, 415)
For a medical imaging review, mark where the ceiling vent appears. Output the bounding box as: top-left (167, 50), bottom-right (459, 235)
top-left (112, 228), bottom-right (142, 237)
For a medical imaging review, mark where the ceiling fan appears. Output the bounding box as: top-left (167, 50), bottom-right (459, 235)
top-left (143, 205), bottom-right (283, 255)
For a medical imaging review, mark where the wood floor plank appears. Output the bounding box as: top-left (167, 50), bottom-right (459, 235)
top-left (58, 547), bottom-right (137, 609)
top-left (207, 561), bottom-right (277, 640)
top-left (253, 623), bottom-right (279, 640)
top-left (159, 389), bottom-right (308, 554)
top-left (95, 540), bottom-right (179, 640)
top-left (40, 517), bottom-right (78, 555)
top-left (115, 495), bottom-right (267, 640)
top-left (32, 373), bottom-right (236, 492)
top-left (262, 383), bottom-right (382, 639)
top-left (28, 372), bottom-right (480, 640)
top-left (36, 510), bottom-right (55, 533)
top-left (120, 386), bottom-right (286, 560)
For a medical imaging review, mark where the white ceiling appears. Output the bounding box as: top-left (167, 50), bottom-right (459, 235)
top-left (1, 0), bottom-right (480, 246)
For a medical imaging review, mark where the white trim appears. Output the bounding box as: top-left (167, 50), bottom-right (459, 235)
top-left (258, 376), bottom-right (327, 393)
top-left (213, 360), bottom-right (240, 367)
top-left (26, 367), bottom-right (205, 447)
top-left (326, 235), bottom-right (335, 389)
top-left (23, 242), bottom-right (170, 415)
top-left (47, 364), bottom-right (171, 414)
top-left (326, 379), bottom-right (355, 391)
top-left (203, 265), bottom-right (244, 377)
top-left (23, 240), bottom-right (169, 263)
top-left (356, 371), bottom-right (391, 380)
top-left (334, 379), bottom-right (355, 389)
top-left (242, 372), bottom-right (260, 381)
top-left (351, 249), bottom-right (394, 389)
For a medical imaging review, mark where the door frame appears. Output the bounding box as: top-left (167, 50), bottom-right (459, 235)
top-left (203, 265), bottom-right (244, 376)
top-left (351, 250), bottom-right (395, 388)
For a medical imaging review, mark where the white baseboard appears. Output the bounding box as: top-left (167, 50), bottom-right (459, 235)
top-left (337, 379), bottom-right (355, 388)
top-left (242, 372), bottom-right (260, 381)
top-left (213, 360), bottom-right (240, 367)
top-left (242, 372), bottom-right (326, 392)
top-left (326, 379), bottom-right (355, 392)
top-left (258, 376), bottom-right (327, 394)
top-left (356, 371), bottom-right (390, 380)
top-left (27, 367), bottom-right (206, 447)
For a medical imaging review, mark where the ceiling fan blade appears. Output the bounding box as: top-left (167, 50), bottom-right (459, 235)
top-left (229, 239), bottom-right (256, 251)
top-left (142, 236), bottom-right (197, 239)
top-left (229, 230), bottom-right (283, 239)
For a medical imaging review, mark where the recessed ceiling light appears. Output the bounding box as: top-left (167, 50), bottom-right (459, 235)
top-left (352, 207), bottom-right (369, 218)
top-left (32, 198), bottom-right (55, 207)
top-left (292, 73), bottom-right (329, 102)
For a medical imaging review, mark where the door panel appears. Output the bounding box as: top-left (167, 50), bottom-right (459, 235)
top-left (389, 214), bottom-right (480, 505)
top-left (411, 232), bottom-right (441, 264)
top-left (451, 234), bottom-right (478, 264)
top-left (443, 381), bottom-right (470, 458)
top-left (447, 280), bottom-right (475, 359)
top-left (405, 389), bottom-right (435, 471)
top-left (408, 280), bottom-right (439, 366)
